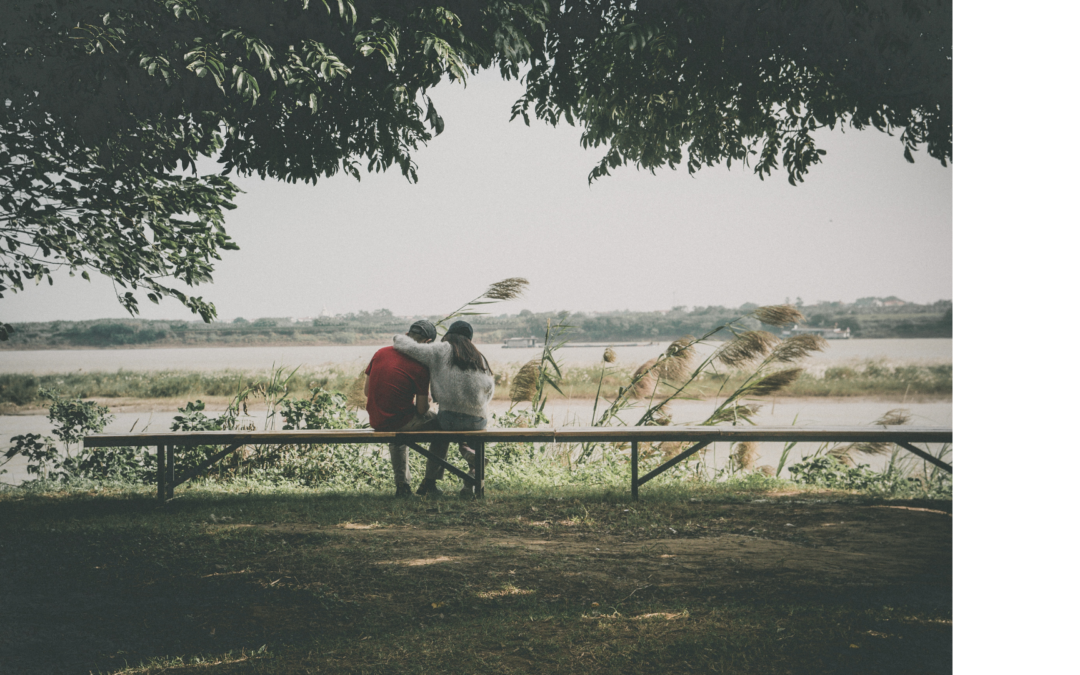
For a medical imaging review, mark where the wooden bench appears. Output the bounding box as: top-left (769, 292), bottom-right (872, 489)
top-left (82, 426), bottom-right (953, 502)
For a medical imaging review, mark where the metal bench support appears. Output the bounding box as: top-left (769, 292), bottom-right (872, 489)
top-left (164, 445), bottom-right (176, 500)
top-left (638, 440), bottom-right (713, 487)
top-left (475, 442), bottom-right (485, 498)
top-left (403, 442), bottom-right (477, 487)
top-left (157, 445), bottom-right (166, 502)
top-left (896, 441), bottom-right (952, 474)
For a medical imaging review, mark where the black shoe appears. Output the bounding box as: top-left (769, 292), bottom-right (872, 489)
top-left (394, 483), bottom-right (413, 498)
top-left (460, 469), bottom-right (476, 498)
top-left (416, 479), bottom-right (442, 497)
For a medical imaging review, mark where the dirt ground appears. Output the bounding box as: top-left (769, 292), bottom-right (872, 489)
top-left (306, 500), bottom-right (953, 592)
top-left (0, 496), bottom-right (952, 674)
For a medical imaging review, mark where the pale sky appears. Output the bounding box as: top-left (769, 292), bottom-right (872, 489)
top-left (4, 69), bottom-right (951, 323)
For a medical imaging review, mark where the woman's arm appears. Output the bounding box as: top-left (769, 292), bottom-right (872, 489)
top-left (392, 334), bottom-right (443, 367)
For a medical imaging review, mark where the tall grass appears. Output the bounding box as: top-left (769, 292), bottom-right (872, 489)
top-left (0, 367), bottom-right (364, 407)
top-left (0, 359), bottom-right (951, 407)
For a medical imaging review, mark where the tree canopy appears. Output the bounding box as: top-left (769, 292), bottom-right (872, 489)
top-left (0, 0), bottom-right (951, 336)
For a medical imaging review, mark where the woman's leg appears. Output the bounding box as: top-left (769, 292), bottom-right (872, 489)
top-left (456, 414), bottom-right (487, 494)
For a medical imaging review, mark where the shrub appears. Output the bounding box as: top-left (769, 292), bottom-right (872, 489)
top-left (788, 454), bottom-right (951, 498)
top-left (0, 374), bottom-right (40, 406)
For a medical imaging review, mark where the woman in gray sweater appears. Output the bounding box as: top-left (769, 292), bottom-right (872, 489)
top-left (392, 320), bottom-right (494, 496)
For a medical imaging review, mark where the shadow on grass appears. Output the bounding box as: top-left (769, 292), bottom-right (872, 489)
top-left (0, 488), bottom-right (952, 674)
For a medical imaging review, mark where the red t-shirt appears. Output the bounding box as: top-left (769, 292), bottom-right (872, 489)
top-left (364, 346), bottom-right (430, 431)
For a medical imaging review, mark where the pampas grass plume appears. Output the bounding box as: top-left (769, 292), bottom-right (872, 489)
top-left (771, 334), bottom-right (828, 363)
top-left (707, 403), bottom-right (762, 425)
top-left (742, 368), bottom-right (803, 398)
top-left (733, 441), bottom-right (760, 471)
top-left (753, 304), bottom-right (804, 327)
top-left (630, 359), bottom-right (658, 399)
top-left (717, 331), bottom-right (781, 367)
top-left (658, 336), bottom-right (695, 380)
top-left (510, 359), bottom-right (540, 403)
top-left (483, 277), bottom-right (529, 301)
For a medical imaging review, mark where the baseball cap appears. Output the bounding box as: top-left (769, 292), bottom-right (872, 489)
top-left (408, 320), bottom-right (437, 341)
top-left (446, 320), bottom-right (474, 340)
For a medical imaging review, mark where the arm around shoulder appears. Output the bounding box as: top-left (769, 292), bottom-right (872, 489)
top-left (392, 334), bottom-right (439, 366)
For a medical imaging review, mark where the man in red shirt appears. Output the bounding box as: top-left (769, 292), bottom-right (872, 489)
top-left (364, 320), bottom-right (440, 497)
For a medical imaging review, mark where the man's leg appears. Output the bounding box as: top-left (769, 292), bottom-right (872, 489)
top-left (390, 411), bottom-right (437, 497)
top-left (412, 411), bottom-right (448, 495)
top-left (388, 440), bottom-right (411, 495)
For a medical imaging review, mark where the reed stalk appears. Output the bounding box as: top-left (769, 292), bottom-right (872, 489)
top-left (531, 319), bottom-right (571, 414)
top-left (592, 304), bottom-right (805, 429)
top-left (774, 414), bottom-right (801, 476)
top-left (436, 277), bottom-right (529, 330)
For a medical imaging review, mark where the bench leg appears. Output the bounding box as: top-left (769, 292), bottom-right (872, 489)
top-left (157, 444), bottom-right (166, 502)
top-left (166, 445), bottom-right (175, 500)
top-left (475, 441), bottom-right (485, 498)
top-left (631, 441), bottom-right (639, 501)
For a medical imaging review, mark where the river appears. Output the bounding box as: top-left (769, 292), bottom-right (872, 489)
top-left (0, 338), bottom-right (951, 374)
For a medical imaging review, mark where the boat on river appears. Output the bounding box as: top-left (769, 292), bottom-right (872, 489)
top-left (501, 337), bottom-right (659, 348)
top-left (502, 337), bottom-right (541, 348)
top-left (781, 325), bottom-right (852, 340)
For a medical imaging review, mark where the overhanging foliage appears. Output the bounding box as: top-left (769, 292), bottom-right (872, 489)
top-left (0, 0), bottom-right (951, 335)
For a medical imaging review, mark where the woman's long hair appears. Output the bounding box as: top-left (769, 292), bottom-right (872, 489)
top-left (443, 333), bottom-right (491, 373)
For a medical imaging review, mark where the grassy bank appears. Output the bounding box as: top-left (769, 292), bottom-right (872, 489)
top-left (0, 367), bottom-right (365, 408)
top-left (0, 484), bottom-right (952, 674)
top-left (0, 361), bottom-right (951, 408)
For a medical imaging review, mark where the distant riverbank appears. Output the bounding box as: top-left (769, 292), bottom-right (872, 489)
top-left (0, 303), bottom-right (952, 350)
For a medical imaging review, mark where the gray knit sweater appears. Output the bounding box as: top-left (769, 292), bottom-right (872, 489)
top-left (392, 335), bottom-right (495, 418)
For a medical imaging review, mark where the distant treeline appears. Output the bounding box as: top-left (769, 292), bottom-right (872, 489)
top-left (0, 299), bottom-right (951, 349)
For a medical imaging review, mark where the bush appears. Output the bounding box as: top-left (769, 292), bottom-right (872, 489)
top-left (0, 374), bottom-right (40, 405)
top-left (0, 389), bottom-right (139, 482)
top-left (788, 454), bottom-right (951, 498)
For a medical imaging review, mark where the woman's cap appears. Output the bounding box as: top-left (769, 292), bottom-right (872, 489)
top-left (408, 320), bottom-right (438, 341)
top-left (446, 320), bottom-right (474, 340)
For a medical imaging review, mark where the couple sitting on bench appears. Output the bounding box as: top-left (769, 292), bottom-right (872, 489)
top-left (364, 319), bottom-right (494, 498)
